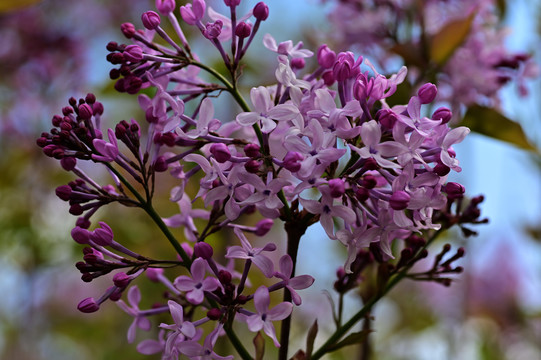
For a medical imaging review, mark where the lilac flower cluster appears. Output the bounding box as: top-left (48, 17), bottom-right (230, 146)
top-left (37, 0), bottom-right (484, 359)
top-left (326, 0), bottom-right (538, 111)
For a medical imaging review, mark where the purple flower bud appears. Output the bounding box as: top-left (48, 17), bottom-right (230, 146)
top-left (156, 0), bottom-right (175, 15)
top-left (121, 22), bottom-right (136, 38)
top-left (317, 44), bottom-right (336, 69)
top-left (78, 104), bottom-right (93, 120)
top-left (207, 308), bottom-right (222, 320)
top-left (433, 162), bottom-right (450, 176)
top-left (180, 0), bottom-right (206, 25)
top-left (91, 222), bottom-right (114, 246)
top-left (123, 45), bottom-right (143, 63)
top-left (93, 102), bottom-right (104, 115)
top-left (71, 226), bottom-right (91, 244)
top-left (360, 174), bottom-right (377, 188)
top-left (218, 270), bottom-right (232, 284)
top-left (432, 107), bottom-right (452, 124)
top-left (244, 143), bottom-right (260, 158)
top-left (253, 2), bottom-right (269, 21)
top-left (377, 109), bottom-right (398, 130)
top-left (333, 52), bottom-right (362, 82)
top-left (389, 191), bottom-right (411, 210)
top-left (417, 83), bottom-right (437, 104)
top-left (443, 182), bottom-right (465, 200)
top-left (154, 156), bottom-right (168, 172)
top-left (210, 143), bottom-right (231, 163)
top-left (203, 20), bottom-right (223, 39)
top-left (194, 242), bottom-right (214, 259)
top-left (328, 178), bottom-right (346, 198)
top-left (224, 0), bottom-right (241, 6)
top-left (244, 159), bottom-right (261, 173)
top-left (76, 217), bottom-right (91, 229)
top-left (85, 93), bottom-right (96, 104)
top-left (146, 268), bottom-right (164, 282)
top-left (113, 272), bottom-right (131, 288)
top-left (142, 11), bottom-right (161, 30)
top-left (355, 187), bottom-right (369, 202)
top-left (56, 185), bottom-right (72, 201)
top-left (283, 151), bottom-right (304, 172)
top-left (255, 219), bottom-right (273, 236)
top-left (109, 287), bottom-right (123, 302)
top-left (77, 297), bottom-right (100, 313)
top-left (69, 204), bottom-right (83, 216)
top-left (291, 57), bottom-right (305, 70)
top-left (235, 22), bottom-right (252, 38)
top-left (322, 70), bottom-right (335, 86)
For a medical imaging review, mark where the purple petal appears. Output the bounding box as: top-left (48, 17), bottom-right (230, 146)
top-left (268, 302), bottom-right (293, 321)
top-left (289, 275), bottom-right (315, 290)
top-left (168, 300), bottom-right (184, 326)
top-left (253, 286), bottom-right (270, 314)
top-left (252, 255), bottom-right (275, 278)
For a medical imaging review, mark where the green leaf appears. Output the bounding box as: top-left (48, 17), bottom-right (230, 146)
top-left (429, 12), bottom-right (475, 65)
top-left (325, 329), bottom-right (372, 352)
top-left (462, 105), bottom-right (539, 152)
top-left (0, 0), bottom-right (41, 12)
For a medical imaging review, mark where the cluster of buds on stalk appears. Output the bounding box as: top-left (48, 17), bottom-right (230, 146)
top-left (37, 0), bottom-right (485, 359)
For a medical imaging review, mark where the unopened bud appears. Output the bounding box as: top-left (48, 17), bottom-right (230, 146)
top-left (417, 83), bottom-right (437, 104)
top-left (142, 11), bottom-right (161, 30)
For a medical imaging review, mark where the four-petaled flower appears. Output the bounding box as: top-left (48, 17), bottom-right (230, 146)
top-left (174, 258), bottom-right (220, 304)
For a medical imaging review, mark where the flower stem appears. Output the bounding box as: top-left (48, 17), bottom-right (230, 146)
top-left (310, 229), bottom-right (444, 360)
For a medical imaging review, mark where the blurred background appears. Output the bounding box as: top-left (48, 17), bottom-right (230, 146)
top-left (0, 0), bottom-right (540, 359)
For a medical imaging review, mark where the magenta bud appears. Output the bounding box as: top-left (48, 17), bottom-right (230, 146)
top-left (431, 107), bottom-right (452, 124)
top-left (77, 297), bottom-right (100, 313)
top-left (291, 57), bottom-right (305, 70)
top-left (155, 0), bottom-right (175, 15)
top-left (218, 270), bottom-right (232, 284)
top-left (355, 187), bottom-right (369, 202)
top-left (69, 204), bottom-right (83, 216)
top-left (317, 44), bottom-right (336, 69)
top-left (71, 227), bottom-right (91, 244)
top-left (194, 242), bottom-right (214, 259)
top-left (203, 20), bottom-right (223, 39)
top-left (210, 143), bottom-right (231, 163)
top-left (360, 174), bottom-right (377, 189)
top-left (255, 219), bottom-right (274, 236)
top-left (154, 156), bottom-right (169, 172)
top-left (224, 0), bottom-right (241, 6)
top-left (123, 45), bottom-right (143, 63)
top-left (417, 83), bottom-right (437, 104)
top-left (235, 22), bottom-right (252, 38)
top-left (76, 217), bottom-right (91, 229)
top-left (433, 162), bottom-right (450, 176)
top-left (253, 2), bottom-right (269, 20)
top-left (109, 287), bottom-right (123, 301)
top-left (180, 0), bottom-right (206, 25)
top-left (389, 191), bottom-right (411, 210)
top-left (78, 104), bottom-right (93, 120)
top-left (120, 22), bottom-right (136, 38)
top-left (146, 268), bottom-right (164, 282)
top-left (443, 182), bottom-right (465, 200)
top-left (56, 185), bottom-right (72, 201)
top-left (91, 222), bottom-right (114, 246)
top-left (85, 93), bottom-right (96, 104)
top-left (93, 102), bottom-right (104, 115)
top-left (244, 143), bottom-right (260, 158)
top-left (142, 11), bottom-right (161, 30)
top-left (207, 308), bottom-right (222, 320)
top-left (328, 178), bottom-right (345, 198)
top-left (322, 70), bottom-right (335, 86)
top-left (113, 272), bottom-right (131, 288)
top-left (377, 109), bottom-right (398, 130)
top-left (244, 159), bottom-right (261, 173)
top-left (283, 151), bottom-right (304, 172)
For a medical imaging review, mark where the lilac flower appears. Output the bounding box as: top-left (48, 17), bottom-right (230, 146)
top-left (349, 120), bottom-right (399, 169)
top-left (262, 33), bottom-right (314, 59)
top-left (245, 286), bottom-right (293, 347)
top-left (174, 258), bottom-right (220, 304)
top-left (117, 286), bottom-right (152, 343)
top-left (236, 86), bottom-right (301, 133)
top-left (177, 97), bottom-right (221, 139)
top-left (300, 189), bottom-right (356, 239)
top-left (92, 128), bottom-right (119, 162)
top-left (160, 300), bottom-right (197, 355)
top-left (180, 324), bottom-right (233, 360)
top-left (162, 194), bottom-right (210, 241)
top-left (225, 227), bottom-right (276, 278)
top-left (180, 0), bottom-right (206, 26)
top-left (237, 172), bottom-right (290, 218)
top-left (273, 255), bottom-right (315, 305)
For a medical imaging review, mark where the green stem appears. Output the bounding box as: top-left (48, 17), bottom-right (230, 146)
top-left (106, 164), bottom-right (191, 265)
top-left (311, 229), bottom-right (444, 360)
